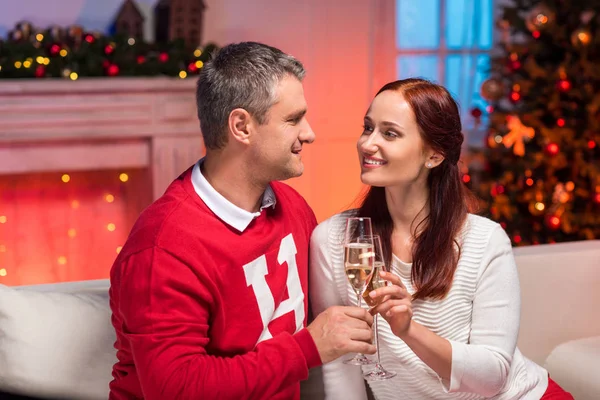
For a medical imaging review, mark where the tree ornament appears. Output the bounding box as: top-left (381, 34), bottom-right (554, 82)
top-left (525, 4), bottom-right (555, 32)
top-left (188, 62), bottom-right (198, 73)
top-left (528, 200), bottom-right (546, 216)
top-left (509, 91), bottom-right (521, 103)
top-left (470, 107), bottom-right (483, 119)
top-left (552, 183), bottom-right (570, 204)
top-left (513, 234), bottom-right (522, 244)
top-left (480, 78), bottom-right (505, 101)
top-left (557, 79), bottom-right (571, 92)
top-left (545, 214), bottom-right (561, 230)
top-left (34, 65), bottom-right (45, 78)
top-left (107, 64), bottom-right (120, 76)
top-left (49, 44), bottom-right (61, 56)
top-left (545, 142), bottom-right (560, 156)
top-left (508, 59), bottom-right (522, 71)
top-left (503, 116), bottom-right (535, 156)
top-left (571, 27), bottom-right (592, 47)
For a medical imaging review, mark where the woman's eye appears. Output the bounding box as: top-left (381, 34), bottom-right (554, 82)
top-left (362, 125), bottom-right (374, 134)
top-left (383, 131), bottom-right (399, 139)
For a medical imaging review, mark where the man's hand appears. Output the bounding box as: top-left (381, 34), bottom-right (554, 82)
top-left (306, 306), bottom-right (376, 364)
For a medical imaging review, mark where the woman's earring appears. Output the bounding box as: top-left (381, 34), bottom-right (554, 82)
top-left (426, 162), bottom-right (432, 168)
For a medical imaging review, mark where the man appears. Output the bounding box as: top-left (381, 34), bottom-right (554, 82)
top-left (109, 42), bottom-right (375, 400)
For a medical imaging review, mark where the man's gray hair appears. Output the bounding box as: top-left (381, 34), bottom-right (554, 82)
top-left (196, 42), bottom-right (306, 150)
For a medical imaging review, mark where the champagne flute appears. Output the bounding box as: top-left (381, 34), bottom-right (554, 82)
top-left (343, 217), bottom-right (376, 365)
top-left (362, 235), bottom-right (397, 380)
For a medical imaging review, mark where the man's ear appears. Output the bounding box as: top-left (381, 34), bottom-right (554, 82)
top-left (228, 108), bottom-right (253, 145)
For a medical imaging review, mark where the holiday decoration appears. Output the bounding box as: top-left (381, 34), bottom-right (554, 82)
top-left (502, 115), bottom-right (535, 156)
top-left (0, 169), bottom-right (152, 286)
top-left (571, 27), bottom-right (592, 47)
top-left (470, 0), bottom-right (600, 246)
top-left (556, 79), bottom-right (572, 92)
top-left (525, 3), bottom-right (555, 32)
top-left (155, 0), bottom-right (206, 48)
top-left (0, 19), bottom-right (217, 79)
top-left (545, 142), bottom-right (560, 156)
top-left (480, 78), bottom-right (505, 101)
top-left (545, 214), bottom-right (561, 230)
top-left (112, 0), bottom-right (145, 39)
top-left (470, 107), bottom-right (483, 119)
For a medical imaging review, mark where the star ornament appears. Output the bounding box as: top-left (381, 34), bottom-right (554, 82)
top-left (503, 115), bottom-right (535, 156)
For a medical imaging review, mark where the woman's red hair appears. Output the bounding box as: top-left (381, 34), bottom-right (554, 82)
top-left (358, 78), bottom-right (476, 300)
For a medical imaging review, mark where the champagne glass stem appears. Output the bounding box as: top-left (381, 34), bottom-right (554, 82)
top-left (375, 314), bottom-right (381, 365)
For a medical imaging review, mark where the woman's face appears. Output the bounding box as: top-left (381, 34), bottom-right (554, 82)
top-left (357, 90), bottom-right (433, 188)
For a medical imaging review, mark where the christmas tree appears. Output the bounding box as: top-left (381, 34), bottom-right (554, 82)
top-left (471, 0), bottom-right (600, 246)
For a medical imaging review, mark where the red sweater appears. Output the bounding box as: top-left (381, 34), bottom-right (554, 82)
top-left (109, 168), bottom-right (321, 400)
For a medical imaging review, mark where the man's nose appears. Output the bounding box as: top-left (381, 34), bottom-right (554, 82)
top-left (300, 120), bottom-right (315, 144)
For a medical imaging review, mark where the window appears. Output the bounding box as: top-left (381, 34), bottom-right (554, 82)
top-left (396, 0), bottom-right (494, 145)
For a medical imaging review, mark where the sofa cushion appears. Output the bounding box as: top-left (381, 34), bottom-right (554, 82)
top-left (0, 280), bottom-right (115, 400)
top-left (544, 336), bottom-right (600, 400)
top-left (514, 240), bottom-right (600, 365)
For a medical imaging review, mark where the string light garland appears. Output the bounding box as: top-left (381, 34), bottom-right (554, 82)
top-left (0, 169), bottom-right (151, 284)
top-left (0, 22), bottom-right (217, 79)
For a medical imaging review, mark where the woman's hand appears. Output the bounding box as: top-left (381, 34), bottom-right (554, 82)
top-left (368, 271), bottom-right (413, 338)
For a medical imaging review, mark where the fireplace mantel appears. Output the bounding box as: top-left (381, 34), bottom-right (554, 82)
top-left (0, 77), bottom-right (204, 199)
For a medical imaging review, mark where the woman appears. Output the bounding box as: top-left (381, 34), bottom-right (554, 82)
top-left (309, 79), bottom-right (572, 399)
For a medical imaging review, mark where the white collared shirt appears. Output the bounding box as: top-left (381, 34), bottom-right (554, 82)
top-left (190, 159), bottom-right (276, 232)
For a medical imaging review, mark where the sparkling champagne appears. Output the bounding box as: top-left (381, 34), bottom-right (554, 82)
top-left (362, 261), bottom-right (388, 307)
top-left (344, 243), bottom-right (374, 293)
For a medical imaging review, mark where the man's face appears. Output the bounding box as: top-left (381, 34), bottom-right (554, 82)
top-left (250, 75), bottom-right (315, 182)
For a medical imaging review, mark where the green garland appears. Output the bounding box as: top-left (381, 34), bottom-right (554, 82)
top-left (0, 22), bottom-right (217, 79)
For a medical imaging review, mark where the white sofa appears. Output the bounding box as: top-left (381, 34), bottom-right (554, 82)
top-left (513, 240), bottom-right (600, 399)
top-left (0, 240), bottom-right (598, 400)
